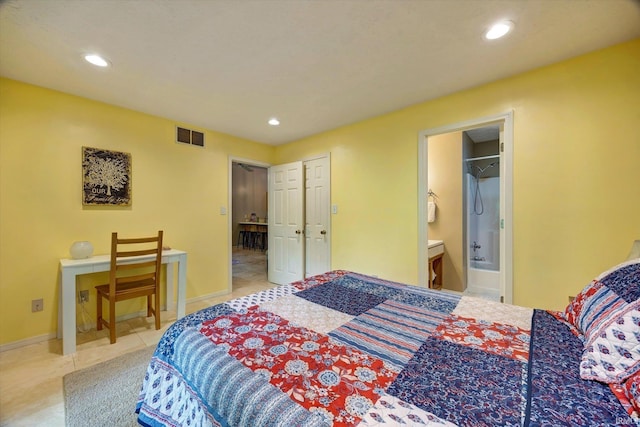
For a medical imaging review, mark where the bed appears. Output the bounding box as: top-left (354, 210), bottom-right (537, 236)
top-left (136, 260), bottom-right (640, 426)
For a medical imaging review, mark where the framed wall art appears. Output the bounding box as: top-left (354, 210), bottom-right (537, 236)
top-left (82, 146), bottom-right (131, 206)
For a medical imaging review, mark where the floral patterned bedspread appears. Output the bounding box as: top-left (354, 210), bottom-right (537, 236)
top-left (136, 271), bottom-right (635, 426)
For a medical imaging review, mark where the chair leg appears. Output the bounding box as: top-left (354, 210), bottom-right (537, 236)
top-left (155, 294), bottom-right (161, 330)
top-left (109, 298), bottom-right (116, 344)
top-left (96, 293), bottom-right (103, 331)
top-left (147, 295), bottom-right (153, 317)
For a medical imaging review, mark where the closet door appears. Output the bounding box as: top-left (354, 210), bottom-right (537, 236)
top-left (305, 156), bottom-right (331, 277)
top-left (268, 161), bottom-right (304, 285)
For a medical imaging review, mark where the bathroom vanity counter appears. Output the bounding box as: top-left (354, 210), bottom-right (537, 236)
top-left (428, 240), bottom-right (444, 289)
top-left (428, 240), bottom-right (444, 257)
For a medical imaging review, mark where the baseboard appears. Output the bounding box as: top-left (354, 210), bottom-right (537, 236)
top-left (1, 291), bottom-right (234, 353)
top-left (0, 332), bottom-right (57, 353)
top-left (77, 304), bottom-right (170, 331)
top-left (1, 305), bottom-right (170, 353)
top-left (186, 289), bottom-right (229, 303)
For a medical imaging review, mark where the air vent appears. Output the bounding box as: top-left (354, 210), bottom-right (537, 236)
top-left (176, 126), bottom-right (205, 147)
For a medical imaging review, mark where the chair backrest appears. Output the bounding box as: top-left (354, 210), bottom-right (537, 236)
top-left (109, 231), bottom-right (164, 292)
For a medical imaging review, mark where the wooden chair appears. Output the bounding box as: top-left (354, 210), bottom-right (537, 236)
top-left (96, 231), bottom-right (163, 344)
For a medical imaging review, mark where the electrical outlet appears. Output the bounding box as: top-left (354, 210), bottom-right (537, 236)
top-left (32, 298), bottom-right (43, 312)
top-left (78, 290), bottom-right (89, 303)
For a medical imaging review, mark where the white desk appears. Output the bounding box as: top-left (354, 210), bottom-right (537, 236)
top-left (58, 249), bottom-right (187, 355)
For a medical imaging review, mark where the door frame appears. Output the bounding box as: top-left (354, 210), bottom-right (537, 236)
top-left (417, 111), bottom-right (513, 303)
top-left (227, 156), bottom-right (272, 294)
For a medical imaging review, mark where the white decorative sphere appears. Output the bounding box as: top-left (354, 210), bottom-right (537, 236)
top-left (70, 241), bottom-right (94, 259)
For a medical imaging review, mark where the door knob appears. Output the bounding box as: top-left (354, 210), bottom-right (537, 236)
top-left (320, 230), bottom-right (327, 235)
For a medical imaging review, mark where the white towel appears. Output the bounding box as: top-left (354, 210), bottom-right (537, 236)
top-left (428, 201), bottom-right (436, 223)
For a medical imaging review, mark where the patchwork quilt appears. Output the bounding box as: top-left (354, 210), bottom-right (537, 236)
top-left (136, 271), bottom-right (636, 426)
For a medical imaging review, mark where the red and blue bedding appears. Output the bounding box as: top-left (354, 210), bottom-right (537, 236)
top-left (136, 268), bottom-right (638, 426)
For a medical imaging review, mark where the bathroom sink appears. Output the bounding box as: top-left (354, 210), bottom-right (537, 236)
top-left (428, 240), bottom-right (444, 257)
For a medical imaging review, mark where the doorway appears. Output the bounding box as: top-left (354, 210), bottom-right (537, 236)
top-left (230, 159), bottom-right (270, 292)
top-left (418, 112), bottom-right (513, 303)
top-left (228, 155), bottom-right (331, 291)
top-left (268, 155), bottom-right (331, 285)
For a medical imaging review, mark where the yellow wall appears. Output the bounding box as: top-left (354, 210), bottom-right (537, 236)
top-left (1, 39), bottom-right (639, 347)
top-left (0, 79), bottom-right (274, 345)
top-left (274, 116), bottom-right (422, 285)
top-left (428, 132), bottom-right (464, 292)
top-left (276, 38), bottom-right (640, 310)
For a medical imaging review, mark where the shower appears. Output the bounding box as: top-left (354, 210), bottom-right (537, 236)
top-left (470, 161), bottom-right (498, 215)
top-left (464, 137), bottom-right (500, 300)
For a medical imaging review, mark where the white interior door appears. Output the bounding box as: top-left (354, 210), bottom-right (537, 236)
top-left (268, 161), bottom-right (304, 285)
top-left (305, 156), bottom-right (331, 277)
top-left (499, 127), bottom-right (507, 302)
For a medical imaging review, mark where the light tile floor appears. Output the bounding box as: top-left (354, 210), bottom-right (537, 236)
top-left (0, 248), bottom-right (271, 426)
top-left (463, 287), bottom-right (502, 302)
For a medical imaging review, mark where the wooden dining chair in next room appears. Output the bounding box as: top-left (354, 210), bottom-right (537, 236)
top-left (96, 230), bottom-right (164, 344)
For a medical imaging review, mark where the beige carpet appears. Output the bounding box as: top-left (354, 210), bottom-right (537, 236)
top-left (63, 345), bottom-right (155, 427)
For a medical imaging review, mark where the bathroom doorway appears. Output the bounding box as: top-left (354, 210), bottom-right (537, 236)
top-left (418, 112), bottom-right (513, 303)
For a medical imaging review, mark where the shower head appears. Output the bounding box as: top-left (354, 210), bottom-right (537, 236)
top-left (486, 161), bottom-right (498, 169)
top-left (476, 161), bottom-right (499, 177)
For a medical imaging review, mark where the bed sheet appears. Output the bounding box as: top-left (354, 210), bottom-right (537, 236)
top-left (136, 271), bottom-right (635, 426)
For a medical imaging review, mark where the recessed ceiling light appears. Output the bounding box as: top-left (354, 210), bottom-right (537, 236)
top-left (84, 54), bottom-right (110, 67)
top-left (485, 21), bottom-right (514, 40)
top-left (268, 118), bottom-right (280, 126)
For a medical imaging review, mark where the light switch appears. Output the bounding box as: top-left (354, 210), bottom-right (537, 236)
top-left (220, 206), bottom-right (227, 215)
top-left (331, 205), bottom-right (338, 214)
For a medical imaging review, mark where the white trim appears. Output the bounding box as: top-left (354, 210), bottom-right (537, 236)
top-left (418, 111), bottom-right (514, 304)
top-left (502, 113), bottom-right (514, 304)
top-left (75, 308), bottom-right (170, 332)
top-left (1, 302), bottom-right (173, 353)
top-left (418, 135), bottom-right (429, 288)
top-left (1, 290), bottom-right (238, 352)
top-left (0, 332), bottom-right (58, 353)
top-left (229, 157), bottom-right (271, 169)
top-left (186, 289), bottom-right (229, 303)
top-left (300, 151), bottom-right (331, 163)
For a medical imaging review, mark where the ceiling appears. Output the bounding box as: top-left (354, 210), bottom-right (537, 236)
top-left (465, 126), bottom-right (500, 144)
top-left (1, 1), bottom-right (639, 145)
